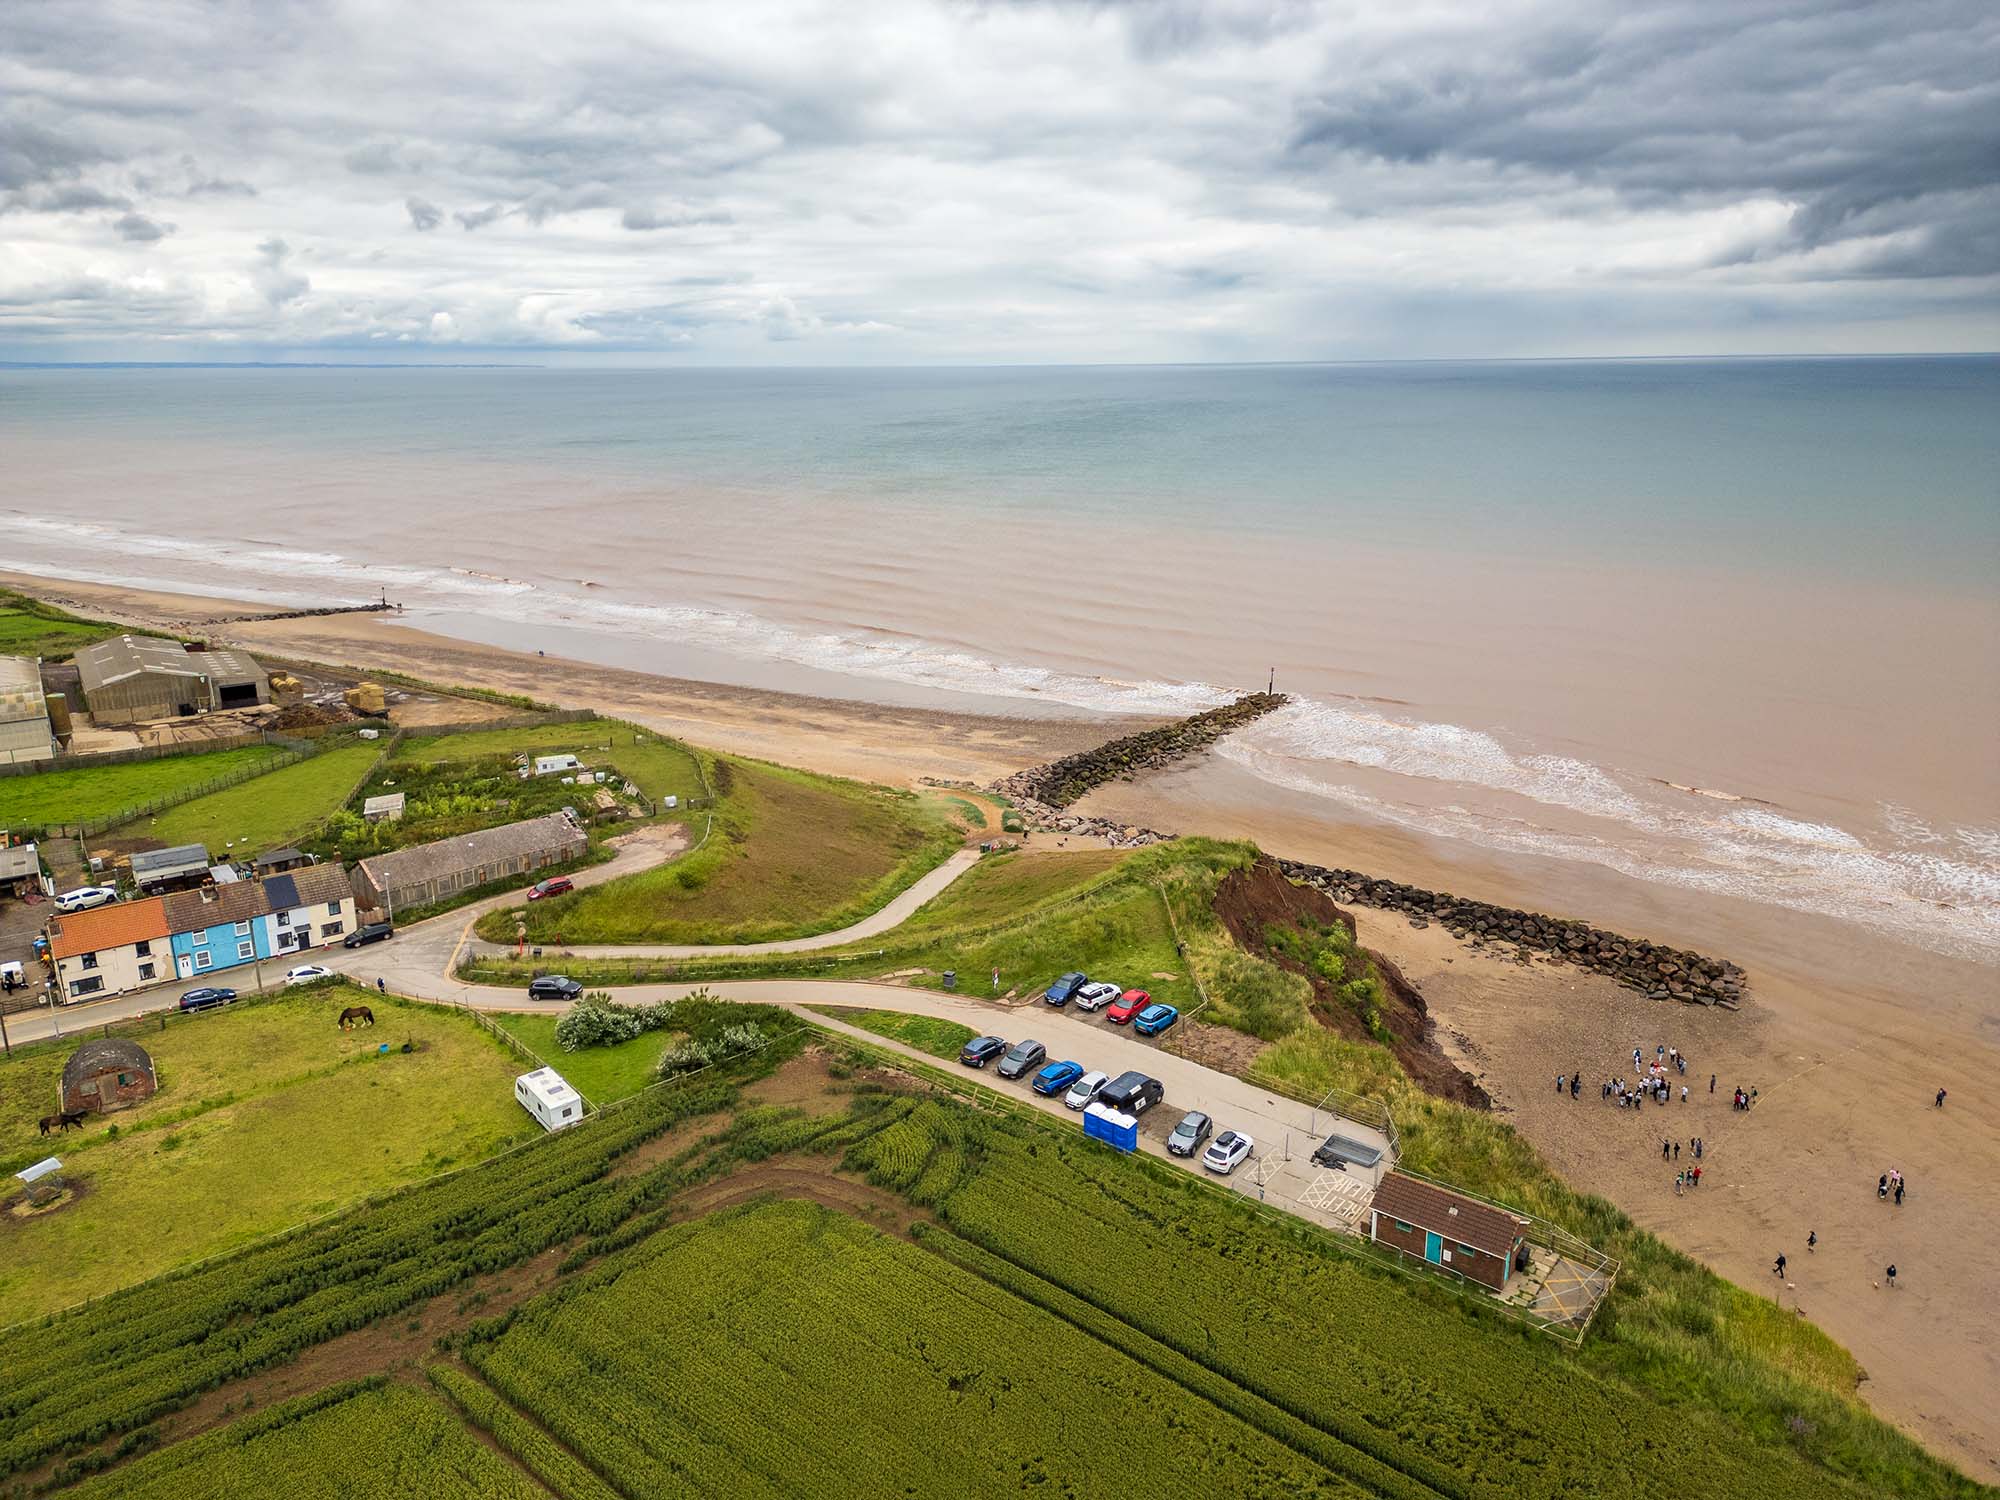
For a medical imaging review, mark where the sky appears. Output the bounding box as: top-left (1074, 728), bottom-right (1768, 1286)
top-left (2, 0), bottom-right (1995, 364)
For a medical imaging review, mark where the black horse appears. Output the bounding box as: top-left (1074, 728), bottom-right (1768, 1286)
top-left (37, 1109), bottom-right (88, 1136)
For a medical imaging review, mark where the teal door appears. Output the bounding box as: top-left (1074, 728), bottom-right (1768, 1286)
top-left (1424, 1231), bottom-right (1443, 1264)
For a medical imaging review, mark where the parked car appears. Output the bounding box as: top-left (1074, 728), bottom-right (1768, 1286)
top-left (1072, 981), bottom-right (1122, 1011)
top-left (54, 886), bottom-right (118, 914)
top-left (1042, 972), bottom-right (1089, 1006)
top-left (527, 975), bottom-right (584, 1001)
top-left (1030, 1059), bottom-right (1085, 1097)
top-left (1063, 1069), bottom-right (1110, 1110)
top-left (1104, 989), bottom-right (1151, 1024)
top-left (178, 986), bottom-right (238, 1012)
top-left (1133, 1002), bottom-right (1180, 1037)
top-left (284, 964), bottom-right (335, 985)
top-left (343, 921), bottom-right (395, 949)
top-left (1167, 1110), bottom-right (1213, 1156)
top-left (996, 1039), bottom-right (1048, 1080)
top-left (1203, 1130), bottom-right (1254, 1175)
top-left (1094, 1070), bottom-right (1163, 1115)
top-left (958, 1034), bottom-right (1009, 1068)
top-left (526, 876), bottom-right (573, 901)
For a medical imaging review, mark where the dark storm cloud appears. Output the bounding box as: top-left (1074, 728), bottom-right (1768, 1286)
top-left (1288, 0), bottom-right (2000, 278)
top-left (114, 211), bottom-right (173, 241)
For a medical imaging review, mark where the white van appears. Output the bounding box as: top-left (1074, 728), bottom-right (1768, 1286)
top-left (515, 1068), bottom-right (585, 1132)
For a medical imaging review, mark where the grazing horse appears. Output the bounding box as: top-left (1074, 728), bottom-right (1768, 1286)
top-left (338, 1005), bottom-right (375, 1029)
top-left (37, 1110), bottom-right (87, 1136)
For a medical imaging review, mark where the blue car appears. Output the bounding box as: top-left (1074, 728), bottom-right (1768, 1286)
top-left (1133, 1003), bottom-right (1180, 1037)
top-left (1043, 971), bottom-right (1088, 1006)
top-left (1030, 1060), bottom-right (1086, 1096)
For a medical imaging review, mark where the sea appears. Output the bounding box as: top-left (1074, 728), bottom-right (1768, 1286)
top-left (3, 357), bottom-right (1996, 962)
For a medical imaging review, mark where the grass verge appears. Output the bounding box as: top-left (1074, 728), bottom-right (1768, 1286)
top-left (808, 1005), bottom-right (978, 1059)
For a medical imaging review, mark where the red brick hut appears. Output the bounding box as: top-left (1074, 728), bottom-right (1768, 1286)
top-left (1367, 1171), bottom-right (1527, 1293)
top-left (61, 1038), bottom-right (157, 1115)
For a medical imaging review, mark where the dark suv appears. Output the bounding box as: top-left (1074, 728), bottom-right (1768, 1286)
top-left (958, 1035), bottom-right (1008, 1068)
top-left (343, 921), bottom-right (394, 949)
top-left (1095, 1071), bottom-right (1164, 1115)
top-left (528, 975), bottom-right (585, 1001)
top-left (995, 1039), bottom-right (1047, 1080)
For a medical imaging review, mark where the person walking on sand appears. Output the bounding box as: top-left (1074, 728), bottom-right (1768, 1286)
top-left (1936, 1087), bottom-right (1947, 1108)
top-left (1675, 1171), bottom-right (1684, 1196)
top-left (1886, 1264), bottom-right (1897, 1288)
top-left (1681, 1084), bottom-right (1689, 1103)
top-left (1807, 1230), bottom-right (1816, 1253)
top-left (1878, 1174), bottom-right (1889, 1200)
top-left (1662, 1140), bottom-right (1671, 1161)
top-left (1571, 1071), bottom-right (1581, 1098)
top-left (1691, 1165), bottom-right (1700, 1188)
top-left (1895, 1179), bottom-right (1905, 1206)
top-left (1710, 1073), bottom-right (1717, 1093)
top-left (1673, 1141), bottom-right (1681, 1161)
top-left (1774, 1253), bottom-right (1786, 1278)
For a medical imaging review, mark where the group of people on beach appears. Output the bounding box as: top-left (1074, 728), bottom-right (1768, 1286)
top-left (1729, 1085), bottom-right (1758, 1110)
top-left (1586, 1044), bottom-right (1698, 1109)
top-left (1876, 1168), bottom-right (1909, 1206)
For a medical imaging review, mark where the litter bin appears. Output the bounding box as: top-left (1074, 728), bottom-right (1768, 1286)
top-left (941, 970), bottom-right (957, 992)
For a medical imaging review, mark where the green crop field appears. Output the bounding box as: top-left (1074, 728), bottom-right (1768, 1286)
top-left (464, 1197), bottom-right (1363, 1497)
top-left (134, 741), bottom-right (382, 853)
top-left (484, 755), bottom-right (963, 945)
top-left (0, 987), bottom-right (533, 1322)
top-left (59, 1381), bottom-right (539, 1500)
top-left (398, 718), bottom-right (703, 809)
top-left (807, 1004), bottom-right (978, 1059)
top-left (0, 1018), bottom-right (1975, 1499)
top-left (0, 590), bottom-right (127, 660)
top-left (0, 745), bottom-right (290, 831)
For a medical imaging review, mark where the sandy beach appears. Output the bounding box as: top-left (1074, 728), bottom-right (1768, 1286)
top-left (10, 571), bottom-right (1997, 1480)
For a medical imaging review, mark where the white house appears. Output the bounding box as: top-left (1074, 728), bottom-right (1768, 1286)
top-left (515, 1067), bottom-right (585, 1131)
top-left (254, 864), bottom-right (358, 957)
top-left (532, 753), bottom-right (582, 776)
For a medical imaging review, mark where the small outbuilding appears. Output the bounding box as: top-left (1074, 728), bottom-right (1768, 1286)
top-left (515, 1067), bottom-right (584, 1132)
top-left (15, 1157), bottom-right (64, 1207)
top-left (254, 847), bottom-right (311, 875)
top-left (362, 791), bottom-right (406, 823)
top-left (532, 753), bottom-right (583, 776)
top-left (1367, 1171), bottom-right (1528, 1294)
top-left (130, 843), bottom-right (214, 893)
top-left (61, 1037), bottom-right (157, 1115)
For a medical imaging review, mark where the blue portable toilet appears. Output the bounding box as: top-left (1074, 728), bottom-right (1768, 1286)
top-left (1083, 1101), bottom-right (1138, 1153)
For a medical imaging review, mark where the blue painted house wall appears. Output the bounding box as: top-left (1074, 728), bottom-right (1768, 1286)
top-left (170, 918), bottom-right (273, 979)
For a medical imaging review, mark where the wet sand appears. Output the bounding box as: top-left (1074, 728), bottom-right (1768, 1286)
top-left (11, 571), bottom-right (1997, 1480)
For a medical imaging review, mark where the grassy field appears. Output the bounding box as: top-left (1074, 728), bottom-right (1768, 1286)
top-left (465, 1198), bottom-right (1353, 1496)
top-left (62, 1381), bottom-right (539, 1500)
top-left (398, 718), bottom-right (704, 809)
top-left (0, 1025), bottom-right (1975, 1498)
top-left (0, 985), bottom-right (533, 1322)
top-left (0, 590), bottom-right (128, 660)
top-left (482, 754), bottom-right (964, 946)
top-left (498, 1010), bottom-right (669, 1104)
top-left (0, 745), bottom-right (291, 831)
top-left (130, 740), bottom-right (382, 854)
top-left (808, 1005), bottom-right (979, 1058)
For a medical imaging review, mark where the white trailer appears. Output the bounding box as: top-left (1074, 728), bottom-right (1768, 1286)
top-left (532, 753), bottom-right (583, 776)
top-left (515, 1067), bottom-right (585, 1132)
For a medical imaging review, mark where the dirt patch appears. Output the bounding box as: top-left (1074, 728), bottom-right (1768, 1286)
top-left (1170, 1018), bottom-right (1270, 1076)
top-left (672, 1155), bottom-right (933, 1242)
top-left (602, 1114), bottom-right (718, 1182)
top-left (741, 1047), bottom-right (847, 1115)
top-left (1214, 857), bottom-right (1490, 1108)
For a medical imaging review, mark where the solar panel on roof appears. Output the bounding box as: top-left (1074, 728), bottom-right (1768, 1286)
top-left (264, 873), bottom-right (300, 909)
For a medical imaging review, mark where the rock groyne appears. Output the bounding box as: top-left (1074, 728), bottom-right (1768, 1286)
top-left (992, 691), bottom-right (1288, 811)
top-left (1274, 858), bottom-right (1746, 1006)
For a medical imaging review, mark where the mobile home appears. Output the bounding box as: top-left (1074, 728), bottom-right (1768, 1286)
top-left (515, 1068), bottom-right (585, 1132)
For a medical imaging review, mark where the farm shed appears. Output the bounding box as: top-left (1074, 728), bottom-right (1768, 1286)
top-left (362, 791), bottom-right (406, 822)
top-left (515, 1067), bottom-right (584, 1132)
top-left (1367, 1172), bottom-right (1528, 1293)
top-left (0, 655), bottom-right (55, 765)
top-left (76, 636), bottom-right (269, 724)
top-left (0, 842), bottom-right (43, 897)
top-left (254, 847), bottom-right (310, 874)
top-left (61, 1037), bottom-right (157, 1114)
top-left (350, 812), bottom-right (586, 917)
top-left (130, 843), bottom-right (214, 893)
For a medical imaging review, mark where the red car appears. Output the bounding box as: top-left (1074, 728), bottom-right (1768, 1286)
top-left (526, 875), bottom-right (574, 901)
top-left (1105, 989), bottom-right (1151, 1024)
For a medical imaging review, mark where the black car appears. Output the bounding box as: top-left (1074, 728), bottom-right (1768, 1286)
top-left (178, 986), bottom-right (238, 1012)
top-left (1167, 1111), bottom-right (1213, 1156)
top-left (958, 1035), bottom-right (1008, 1068)
top-left (342, 921), bottom-right (395, 949)
top-left (1095, 1070), bottom-right (1164, 1115)
top-left (527, 975), bottom-right (585, 1001)
top-left (995, 1039), bottom-right (1047, 1080)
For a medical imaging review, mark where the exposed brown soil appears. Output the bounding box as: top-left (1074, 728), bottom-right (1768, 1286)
top-left (1170, 1018), bottom-right (1270, 1076)
top-left (1213, 857), bottom-right (1490, 1108)
top-left (671, 1154), bottom-right (933, 1242)
top-left (742, 1046), bottom-right (849, 1114)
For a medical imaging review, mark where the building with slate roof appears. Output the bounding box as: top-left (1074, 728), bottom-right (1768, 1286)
top-left (351, 812), bottom-right (585, 916)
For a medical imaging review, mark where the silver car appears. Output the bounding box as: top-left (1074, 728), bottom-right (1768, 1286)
top-left (1063, 1070), bottom-right (1109, 1110)
top-left (1072, 981), bottom-right (1122, 1012)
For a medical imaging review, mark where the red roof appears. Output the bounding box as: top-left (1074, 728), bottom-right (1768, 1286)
top-left (47, 896), bottom-right (172, 960)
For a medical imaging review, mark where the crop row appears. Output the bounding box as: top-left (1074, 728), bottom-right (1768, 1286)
top-left (428, 1364), bottom-right (623, 1500)
top-left (60, 1380), bottom-right (538, 1500)
top-left (467, 1198), bottom-right (1372, 1498)
top-left (0, 1073), bottom-right (744, 1478)
top-left (877, 1093), bottom-right (1861, 1500)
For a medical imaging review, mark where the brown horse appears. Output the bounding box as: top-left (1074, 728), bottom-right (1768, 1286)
top-left (37, 1110), bottom-right (87, 1136)
top-left (338, 1005), bottom-right (375, 1029)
